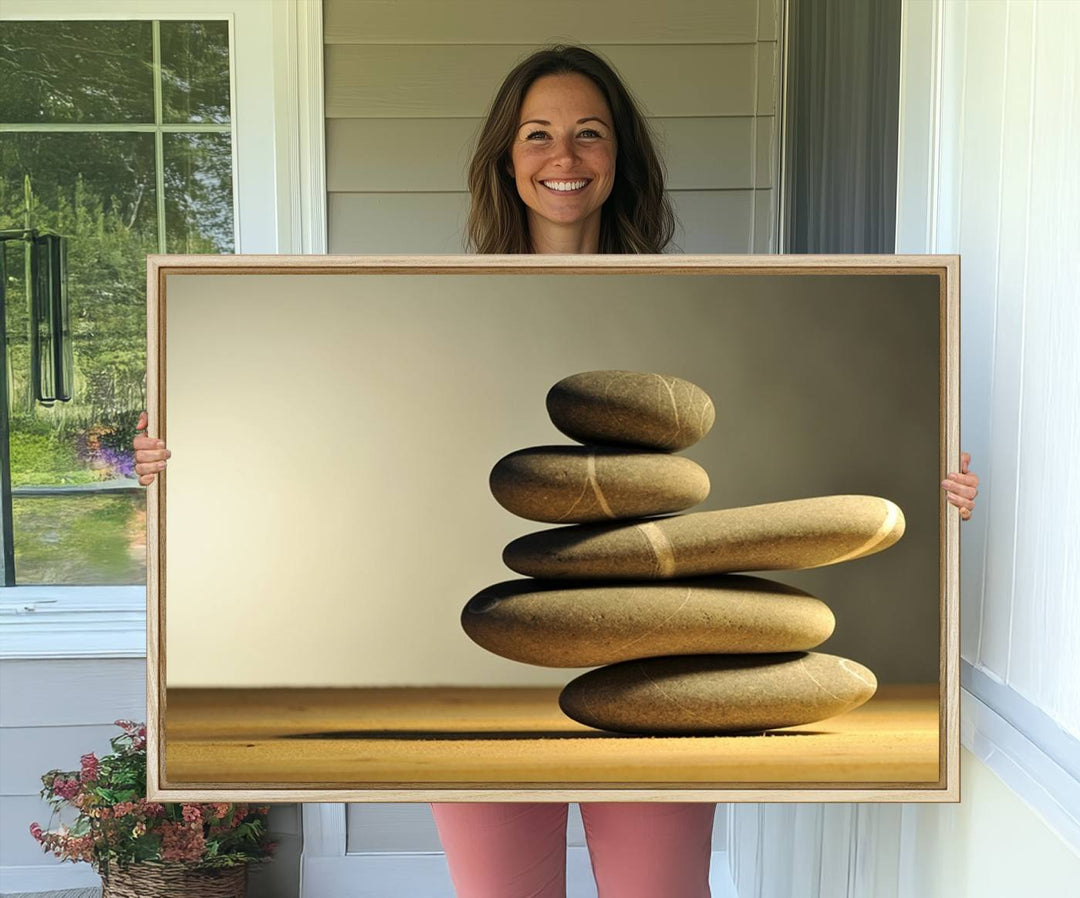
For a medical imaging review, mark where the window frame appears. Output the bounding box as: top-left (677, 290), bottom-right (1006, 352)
top-left (0, 0), bottom-right (326, 658)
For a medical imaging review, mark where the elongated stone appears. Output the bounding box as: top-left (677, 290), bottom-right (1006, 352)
top-left (546, 370), bottom-right (715, 451)
top-left (461, 576), bottom-right (834, 667)
top-left (559, 652), bottom-right (877, 734)
top-left (503, 495), bottom-right (905, 579)
top-left (489, 446), bottom-right (709, 523)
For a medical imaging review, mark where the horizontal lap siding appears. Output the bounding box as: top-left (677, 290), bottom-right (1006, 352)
top-left (0, 659), bottom-right (145, 868)
top-left (325, 44), bottom-right (761, 118)
top-left (324, 0), bottom-right (761, 45)
top-left (324, 0), bottom-right (781, 254)
top-left (328, 189), bottom-right (760, 253)
top-left (327, 117), bottom-right (772, 191)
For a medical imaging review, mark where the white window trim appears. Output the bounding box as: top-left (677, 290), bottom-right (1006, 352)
top-left (0, 585), bottom-right (146, 657)
top-left (962, 665), bottom-right (1080, 853)
top-left (0, 0), bottom-right (326, 659)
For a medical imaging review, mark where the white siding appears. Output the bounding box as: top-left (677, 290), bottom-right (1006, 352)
top-left (0, 660), bottom-right (145, 873)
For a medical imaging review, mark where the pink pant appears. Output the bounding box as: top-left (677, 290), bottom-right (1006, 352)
top-left (431, 802), bottom-right (715, 898)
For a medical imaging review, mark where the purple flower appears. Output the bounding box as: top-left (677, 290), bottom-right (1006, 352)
top-left (95, 446), bottom-right (136, 479)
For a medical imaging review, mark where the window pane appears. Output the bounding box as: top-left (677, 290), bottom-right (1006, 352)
top-left (1, 132), bottom-right (156, 438)
top-left (0, 132), bottom-right (158, 238)
top-left (12, 493), bottom-right (146, 585)
top-left (0, 21), bottom-right (154, 124)
top-left (164, 132), bottom-right (235, 252)
top-left (160, 20), bottom-right (232, 124)
top-left (1, 19), bottom-right (235, 587)
top-left (2, 132), bottom-right (155, 585)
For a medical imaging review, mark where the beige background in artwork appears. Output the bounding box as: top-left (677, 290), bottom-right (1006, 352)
top-left (164, 272), bottom-right (939, 687)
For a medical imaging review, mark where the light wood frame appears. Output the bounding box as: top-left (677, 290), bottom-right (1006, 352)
top-left (146, 253), bottom-right (960, 802)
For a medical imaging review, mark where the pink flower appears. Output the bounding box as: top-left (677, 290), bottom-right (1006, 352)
top-left (112, 801), bottom-right (136, 817)
top-left (29, 822), bottom-right (43, 842)
top-left (80, 753), bottom-right (99, 782)
top-left (136, 798), bottom-right (165, 817)
top-left (160, 821), bottom-right (206, 863)
top-left (181, 805), bottom-right (202, 824)
top-left (52, 777), bottom-right (80, 801)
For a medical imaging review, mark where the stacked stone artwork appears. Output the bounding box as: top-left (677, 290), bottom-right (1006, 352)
top-left (461, 370), bottom-right (904, 735)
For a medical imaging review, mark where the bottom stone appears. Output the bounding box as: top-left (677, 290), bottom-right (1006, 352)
top-left (558, 652), bottom-right (877, 734)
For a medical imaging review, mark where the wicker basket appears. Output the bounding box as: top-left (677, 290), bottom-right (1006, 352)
top-left (100, 862), bottom-right (247, 898)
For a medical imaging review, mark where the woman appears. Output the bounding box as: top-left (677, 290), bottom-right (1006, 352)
top-left (134, 45), bottom-right (979, 898)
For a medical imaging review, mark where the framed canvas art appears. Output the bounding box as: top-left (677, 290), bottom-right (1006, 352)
top-left (145, 254), bottom-right (959, 802)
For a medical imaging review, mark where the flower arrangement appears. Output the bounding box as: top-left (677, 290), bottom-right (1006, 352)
top-left (30, 720), bottom-right (275, 878)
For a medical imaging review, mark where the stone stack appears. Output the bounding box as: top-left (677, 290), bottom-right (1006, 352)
top-left (461, 371), bottom-right (902, 735)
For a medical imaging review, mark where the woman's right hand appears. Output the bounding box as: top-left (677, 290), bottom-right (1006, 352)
top-left (133, 411), bottom-right (171, 486)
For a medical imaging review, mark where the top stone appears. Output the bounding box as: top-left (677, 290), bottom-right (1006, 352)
top-left (546, 371), bottom-right (715, 451)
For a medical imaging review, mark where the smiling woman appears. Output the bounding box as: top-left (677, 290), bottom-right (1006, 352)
top-left (134, 41), bottom-right (978, 898)
top-left (465, 45), bottom-right (675, 255)
top-left (508, 73), bottom-right (617, 253)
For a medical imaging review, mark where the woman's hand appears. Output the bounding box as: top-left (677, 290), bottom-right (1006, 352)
top-left (133, 411), bottom-right (170, 486)
top-left (942, 451), bottom-right (979, 521)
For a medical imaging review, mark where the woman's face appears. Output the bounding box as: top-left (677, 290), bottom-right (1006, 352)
top-left (508, 73), bottom-right (617, 239)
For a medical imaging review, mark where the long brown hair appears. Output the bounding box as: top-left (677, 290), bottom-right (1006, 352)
top-left (465, 45), bottom-right (676, 254)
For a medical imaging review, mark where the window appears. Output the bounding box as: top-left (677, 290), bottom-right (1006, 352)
top-left (0, 18), bottom-right (235, 585)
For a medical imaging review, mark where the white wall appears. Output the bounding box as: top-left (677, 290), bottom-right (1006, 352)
top-left (922, 0), bottom-right (1079, 735)
top-left (729, 744), bottom-right (1080, 898)
top-left (729, 1), bottom-right (1080, 893)
top-left (894, 0), bottom-right (1080, 874)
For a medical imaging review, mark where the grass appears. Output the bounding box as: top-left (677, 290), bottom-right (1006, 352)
top-left (13, 493), bottom-right (146, 585)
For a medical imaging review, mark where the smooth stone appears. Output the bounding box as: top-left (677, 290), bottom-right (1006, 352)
top-left (559, 652), bottom-right (878, 734)
top-left (504, 495), bottom-right (905, 579)
top-left (489, 446), bottom-right (710, 523)
top-left (461, 576), bottom-right (835, 667)
top-left (546, 370), bottom-right (715, 451)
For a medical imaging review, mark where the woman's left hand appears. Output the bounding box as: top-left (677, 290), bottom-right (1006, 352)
top-left (942, 451), bottom-right (979, 521)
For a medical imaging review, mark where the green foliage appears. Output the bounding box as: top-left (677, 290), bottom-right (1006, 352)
top-left (1, 161), bottom-right (152, 424)
top-left (9, 428), bottom-right (94, 485)
top-left (31, 722), bottom-right (276, 874)
top-left (13, 494), bottom-right (144, 585)
top-left (1, 18), bottom-right (234, 450)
